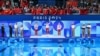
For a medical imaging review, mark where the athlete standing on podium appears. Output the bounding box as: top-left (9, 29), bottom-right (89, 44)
top-left (9, 24), bottom-right (13, 37)
top-left (81, 24), bottom-right (86, 38)
top-left (86, 23), bottom-right (91, 38)
top-left (14, 23), bottom-right (18, 37)
top-left (71, 23), bottom-right (75, 37)
top-left (20, 25), bottom-right (24, 37)
top-left (1, 24), bottom-right (5, 37)
top-left (57, 23), bottom-right (62, 35)
top-left (34, 22), bottom-right (38, 35)
top-left (45, 22), bottom-right (50, 34)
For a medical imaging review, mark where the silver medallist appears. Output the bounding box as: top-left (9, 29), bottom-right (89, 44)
top-left (20, 25), bottom-right (24, 37)
top-left (86, 23), bottom-right (91, 38)
top-left (57, 23), bottom-right (62, 35)
top-left (81, 24), bottom-right (86, 38)
top-left (14, 23), bottom-right (18, 37)
top-left (71, 23), bottom-right (75, 37)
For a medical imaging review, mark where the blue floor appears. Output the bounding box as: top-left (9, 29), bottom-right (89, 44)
top-left (0, 46), bottom-right (100, 56)
top-left (0, 38), bottom-right (100, 56)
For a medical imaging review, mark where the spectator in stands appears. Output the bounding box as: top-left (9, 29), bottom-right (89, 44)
top-left (3, 5), bottom-right (13, 15)
top-left (99, 4), bottom-right (100, 13)
top-left (29, 0), bottom-right (34, 7)
top-left (79, 7), bottom-right (88, 15)
top-left (67, 6), bottom-right (72, 15)
top-left (93, 6), bottom-right (99, 13)
top-left (0, 0), bottom-right (4, 7)
top-left (20, 0), bottom-right (28, 8)
top-left (23, 5), bottom-right (30, 13)
top-left (56, 7), bottom-right (60, 15)
top-left (0, 7), bottom-right (3, 14)
top-left (49, 6), bottom-right (54, 15)
top-left (5, 0), bottom-right (11, 8)
top-left (54, 6), bottom-right (58, 15)
top-left (59, 7), bottom-right (65, 15)
top-left (0, 0), bottom-right (99, 15)
top-left (13, 5), bottom-right (22, 15)
top-left (43, 4), bottom-right (49, 15)
top-left (31, 6), bottom-right (36, 15)
top-left (36, 4), bottom-right (42, 15)
top-left (71, 7), bottom-right (79, 14)
top-left (49, 6), bottom-right (57, 15)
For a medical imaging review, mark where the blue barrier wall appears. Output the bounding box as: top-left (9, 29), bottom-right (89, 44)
top-left (0, 15), bottom-right (100, 21)
top-left (38, 0), bottom-right (55, 6)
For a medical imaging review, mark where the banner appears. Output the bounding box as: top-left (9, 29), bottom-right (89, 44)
top-left (0, 15), bottom-right (100, 21)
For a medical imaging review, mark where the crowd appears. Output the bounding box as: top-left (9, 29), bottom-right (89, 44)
top-left (0, 0), bottom-right (99, 15)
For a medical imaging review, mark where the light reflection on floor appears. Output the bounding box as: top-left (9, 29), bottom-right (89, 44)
top-left (0, 43), bottom-right (100, 56)
top-left (0, 38), bottom-right (100, 56)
